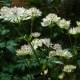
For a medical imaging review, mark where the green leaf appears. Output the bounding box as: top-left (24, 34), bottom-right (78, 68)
top-left (0, 73), bottom-right (12, 80)
top-left (77, 60), bottom-right (80, 68)
top-left (0, 42), bottom-right (5, 48)
top-left (6, 40), bottom-right (17, 53)
top-left (22, 74), bottom-right (35, 80)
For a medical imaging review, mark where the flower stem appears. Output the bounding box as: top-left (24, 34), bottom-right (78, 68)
top-left (12, 23), bottom-right (22, 36)
top-left (31, 18), bottom-right (34, 34)
top-left (68, 34), bottom-right (72, 46)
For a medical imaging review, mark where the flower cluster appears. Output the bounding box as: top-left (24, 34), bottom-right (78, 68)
top-left (31, 32), bottom-right (41, 38)
top-left (63, 65), bottom-right (76, 73)
top-left (41, 13), bottom-right (70, 29)
top-left (41, 38), bottom-right (50, 47)
top-left (41, 13), bottom-right (60, 27)
top-left (53, 44), bottom-right (62, 50)
top-left (16, 45), bottom-right (33, 56)
top-left (25, 7), bottom-right (42, 19)
top-left (69, 22), bottom-right (80, 35)
top-left (0, 6), bottom-right (42, 23)
top-left (58, 73), bottom-right (65, 79)
top-left (57, 19), bottom-right (70, 29)
top-left (49, 49), bottom-right (73, 58)
top-left (31, 38), bottom-right (51, 49)
top-left (31, 38), bottom-right (43, 49)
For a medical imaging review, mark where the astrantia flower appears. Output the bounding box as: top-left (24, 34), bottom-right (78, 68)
top-left (0, 6), bottom-right (10, 19)
top-left (31, 38), bottom-right (42, 49)
top-left (58, 19), bottom-right (70, 29)
top-left (25, 7), bottom-right (42, 19)
top-left (41, 38), bottom-right (51, 47)
top-left (0, 6), bottom-right (42, 22)
top-left (58, 73), bottom-right (65, 79)
top-left (53, 44), bottom-right (62, 50)
top-left (31, 32), bottom-right (41, 37)
top-left (56, 49), bottom-right (73, 58)
top-left (41, 13), bottom-right (60, 27)
top-left (16, 45), bottom-right (33, 56)
top-left (77, 21), bottom-right (80, 26)
top-left (49, 50), bottom-right (56, 58)
top-left (0, 6), bottom-right (26, 23)
top-left (63, 65), bottom-right (76, 73)
top-left (69, 27), bottom-right (78, 35)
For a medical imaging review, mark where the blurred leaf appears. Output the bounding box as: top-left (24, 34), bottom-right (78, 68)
top-left (6, 40), bottom-right (17, 53)
top-left (0, 73), bottom-right (12, 80)
top-left (77, 60), bottom-right (80, 68)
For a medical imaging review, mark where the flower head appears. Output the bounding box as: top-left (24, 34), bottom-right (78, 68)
top-left (49, 50), bottom-right (56, 58)
top-left (16, 45), bottom-right (33, 56)
top-left (58, 73), bottom-right (65, 79)
top-left (31, 38), bottom-right (42, 49)
top-left (58, 19), bottom-right (70, 29)
top-left (0, 6), bottom-right (42, 22)
top-left (53, 44), bottom-right (62, 50)
top-left (41, 13), bottom-right (60, 27)
top-left (26, 7), bottom-right (42, 19)
top-left (31, 32), bottom-right (41, 37)
top-left (0, 6), bottom-right (26, 23)
top-left (41, 38), bottom-right (51, 47)
top-left (77, 21), bottom-right (80, 26)
top-left (69, 27), bottom-right (78, 35)
top-left (63, 65), bottom-right (76, 73)
top-left (56, 49), bottom-right (73, 58)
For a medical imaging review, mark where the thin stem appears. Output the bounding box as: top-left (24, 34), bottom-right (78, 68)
top-left (74, 36), bottom-right (77, 46)
top-left (12, 23), bottom-right (22, 36)
top-left (31, 18), bottom-right (34, 34)
top-left (68, 34), bottom-right (72, 46)
top-left (24, 39), bottom-right (45, 80)
top-left (50, 27), bottom-right (53, 40)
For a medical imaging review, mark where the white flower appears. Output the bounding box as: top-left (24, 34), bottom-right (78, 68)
top-left (58, 73), bottom-right (65, 79)
top-left (0, 6), bottom-right (11, 19)
top-left (56, 49), bottom-right (73, 58)
top-left (16, 45), bottom-right (33, 56)
top-left (0, 6), bottom-right (42, 22)
top-left (69, 27), bottom-right (78, 35)
top-left (44, 69), bottom-right (48, 75)
top-left (31, 38), bottom-right (42, 49)
top-left (49, 50), bottom-right (56, 58)
top-left (41, 13), bottom-right (60, 27)
top-left (63, 65), bottom-right (76, 73)
top-left (0, 6), bottom-right (26, 23)
top-left (31, 32), bottom-right (41, 37)
top-left (77, 21), bottom-right (80, 26)
top-left (53, 44), bottom-right (62, 50)
top-left (41, 38), bottom-right (51, 47)
top-left (58, 19), bottom-right (70, 29)
top-left (25, 7), bottom-right (42, 19)
top-left (76, 27), bottom-right (80, 33)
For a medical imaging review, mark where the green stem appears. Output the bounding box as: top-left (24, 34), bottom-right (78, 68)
top-left (74, 36), bottom-right (77, 46)
top-left (24, 39), bottom-right (45, 80)
top-left (31, 18), bottom-right (34, 34)
top-left (50, 27), bottom-right (53, 40)
top-left (12, 23), bottom-right (22, 36)
top-left (68, 34), bottom-right (72, 46)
